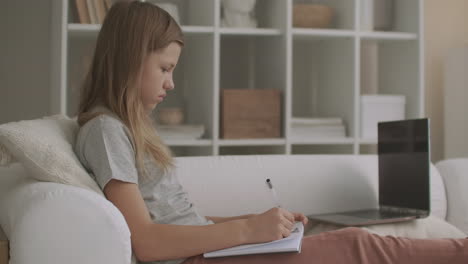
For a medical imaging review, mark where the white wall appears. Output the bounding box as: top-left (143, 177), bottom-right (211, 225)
top-left (0, 0), bottom-right (52, 124)
top-left (0, 1), bottom-right (6, 119)
top-left (444, 45), bottom-right (468, 159)
top-left (425, 0), bottom-right (468, 162)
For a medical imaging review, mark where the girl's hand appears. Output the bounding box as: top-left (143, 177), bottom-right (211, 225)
top-left (244, 207), bottom-right (296, 244)
top-left (292, 212), bottom-right (308, 226)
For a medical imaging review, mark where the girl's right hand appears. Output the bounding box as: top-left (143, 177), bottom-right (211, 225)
top-left (244, 207), bottom-right (296, 244)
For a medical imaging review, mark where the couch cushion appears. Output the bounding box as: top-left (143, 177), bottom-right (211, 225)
top-left (0, 115), bottom-right (102, 195)
top-left (175, 155), bottom-right (447, 220)
top-left (436, 158), bottom-right (468, 234)
top-left (429, 164), bottom-right (447, 220)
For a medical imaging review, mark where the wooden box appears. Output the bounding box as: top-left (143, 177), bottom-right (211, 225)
top-left (221, 89), bottom-right (282, 139)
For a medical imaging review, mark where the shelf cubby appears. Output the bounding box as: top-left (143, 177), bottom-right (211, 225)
top-left (220, 35), bottom-right (286, 91)
top-left (291, 37), bottom-right (356, 139)
top-left (385, 0), bottom-right (420, 34)
top-left (154, 34), bottom-right (215, 140)
top-left (360, 39), bottom-right (422, 120)
top-left (359, 0), bottom-right (420, 34)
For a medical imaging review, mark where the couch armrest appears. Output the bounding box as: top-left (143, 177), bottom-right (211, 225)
top-left (435, 158), bottom-right (468, 235)
top-left (0, 179), bottom-right (134, 264)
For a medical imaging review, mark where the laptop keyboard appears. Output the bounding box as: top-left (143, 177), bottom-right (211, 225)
top-left (343, 210), bottom-right (413, 220)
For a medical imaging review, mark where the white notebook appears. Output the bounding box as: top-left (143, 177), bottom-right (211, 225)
top-left (203, 222), bottom-right (304, 258)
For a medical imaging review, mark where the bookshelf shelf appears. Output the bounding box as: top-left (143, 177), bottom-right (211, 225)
top-left (182, 26), bottom-right (215, 34)
top-left (68, 24), bottom-right (215, 35)
top-left (68, 23), bottom-right (100, 32)
top-left (164, 139), bottom-right (213, 147)
top-left (52, 0), bottom-right (424, 157)
top-left (359, 31), bottom-right (418, 41)
top-left (218, 139), bottom-right (286, 147)
top-left (219, 28), bottom-right (282, 36)
top-left (290, 138), bottom-right (355, 145)
top-left (292, 29), bottom-right (355, 39)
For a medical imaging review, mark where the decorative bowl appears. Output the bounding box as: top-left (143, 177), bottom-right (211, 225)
top-left (158, 107), bottom-right (185, 125)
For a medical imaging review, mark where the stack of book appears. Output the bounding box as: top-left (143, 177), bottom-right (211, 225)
top-left (290, 117), bottom-right (346, 139)
top-left (157, 125), bottom-right (205, 140)
top-left (74, 0), bottom-right (113, 24)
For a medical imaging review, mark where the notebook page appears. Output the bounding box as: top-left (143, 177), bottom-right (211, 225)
top-left (204, 222), bottom-right (304, 258)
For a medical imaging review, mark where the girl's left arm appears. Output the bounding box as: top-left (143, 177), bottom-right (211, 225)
top-left (206, 214), bottom-right (256, 224)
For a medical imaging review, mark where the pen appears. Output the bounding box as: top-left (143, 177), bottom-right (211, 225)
top-left (266, 178), bottom-right (282, 208)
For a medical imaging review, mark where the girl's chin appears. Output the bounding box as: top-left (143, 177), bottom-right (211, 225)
top-left (144, 103), bottom-right (158, 113)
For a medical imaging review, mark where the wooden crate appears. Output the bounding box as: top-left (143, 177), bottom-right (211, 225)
top-left (221, 89), bottom-right (282, 139)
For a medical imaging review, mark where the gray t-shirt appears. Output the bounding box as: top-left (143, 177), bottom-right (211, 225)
top-left (75, 111), bottom-right (212, 264)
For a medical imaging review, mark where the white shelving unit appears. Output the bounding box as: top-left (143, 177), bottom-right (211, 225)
top-left (51, 0), bottom-right (424, 157)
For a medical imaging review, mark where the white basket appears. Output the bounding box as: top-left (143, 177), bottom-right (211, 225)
top-left (360, 95), bottom-right (406, 138)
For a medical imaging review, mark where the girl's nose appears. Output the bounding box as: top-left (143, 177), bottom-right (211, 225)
top-left (164, 77), bottom-right (175, 91)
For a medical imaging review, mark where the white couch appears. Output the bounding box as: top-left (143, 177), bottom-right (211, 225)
top-left (0, 155), bottom-right (466, 264)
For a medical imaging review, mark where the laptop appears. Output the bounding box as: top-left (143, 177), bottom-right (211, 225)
top-left (307, 118), bottom-right (430, 226)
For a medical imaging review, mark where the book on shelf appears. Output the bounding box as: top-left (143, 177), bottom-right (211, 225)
top-left (74, 0), bottom-right (90, 24)
top-left (204, 222), bottom-right (304, 258)
top-left (86, 0), bottom-right (99, 24)
top-left (290, 117), bottom-right (346, 139)
top-left (291, 125), bottom-right (346, 138)
top-left (157, 125), bottom-right (205, 140)
top-left (95, 0), bottom-right (107, 24)
top-left (74, 0), bottom-right (114, 24)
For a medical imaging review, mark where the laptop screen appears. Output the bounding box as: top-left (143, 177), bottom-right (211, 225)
top-left (378, 118), bottom-right (430, 212)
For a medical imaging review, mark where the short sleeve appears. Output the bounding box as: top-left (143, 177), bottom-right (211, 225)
top-left (80, 116), bottom-right (139, 190)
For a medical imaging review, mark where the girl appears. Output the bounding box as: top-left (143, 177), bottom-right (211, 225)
top-left (75, 2), bottom-right (468, 264)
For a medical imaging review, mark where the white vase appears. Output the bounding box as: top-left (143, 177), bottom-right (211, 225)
top-left (221, 0), bottom-right (257, 28)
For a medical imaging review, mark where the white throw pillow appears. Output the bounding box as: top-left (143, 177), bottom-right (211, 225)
top-left (429, 164), bottom-right (447, 220)
top-left (305, 216), bottom-right (466, 239)
top-left (436, 158), bottom-right (468, 235)
top-left (0, 115), bottom-right (103, 195)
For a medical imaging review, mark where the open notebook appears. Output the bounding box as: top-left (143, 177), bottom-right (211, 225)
top-left (204, 222), bottom-right (304, 258)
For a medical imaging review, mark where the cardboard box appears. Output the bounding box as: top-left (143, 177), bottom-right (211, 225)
top-left (221, 89), bottom-right (282, 139)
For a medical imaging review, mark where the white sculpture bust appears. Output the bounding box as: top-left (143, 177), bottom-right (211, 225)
top-left (221, 0), bottom-right (257, 28)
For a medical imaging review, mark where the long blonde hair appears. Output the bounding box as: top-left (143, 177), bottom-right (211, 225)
top-left (77, 1), bottom-right (184, 175)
